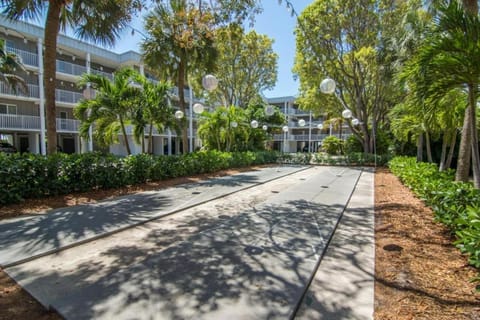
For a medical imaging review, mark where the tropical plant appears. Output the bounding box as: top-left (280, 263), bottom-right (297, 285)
top-left (130, 75), bottom-right (177, 154)
top-left (405, 1), bottom-right (480, 187)
top-left (321, 135), bottom-right (344, 155)
top-left (142, 0), bottom-right (217, 154)
top-left (0, 0), bottom-right (143, 154)
top-left (0, 38), bottom-right (27, 93)
top-left (75, 68), bottom-right (140, 155)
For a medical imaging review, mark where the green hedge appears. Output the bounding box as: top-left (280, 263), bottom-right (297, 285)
top-left (389, 156), bottom-right (480, 276)
top-left (0, 150), bottom-right (280, 205)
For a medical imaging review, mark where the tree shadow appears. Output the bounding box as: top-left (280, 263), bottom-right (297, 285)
top-left (7, 199), bottom-right (350, 320)
top-left (0, 166), bottom-right (309, 268)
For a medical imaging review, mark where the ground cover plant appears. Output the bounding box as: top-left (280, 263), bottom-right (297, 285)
top-left (389, 156), bottom-right (480, 285)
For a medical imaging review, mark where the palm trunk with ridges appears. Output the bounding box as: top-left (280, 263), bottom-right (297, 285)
top-left (44, 1), bottom-right (62, 155)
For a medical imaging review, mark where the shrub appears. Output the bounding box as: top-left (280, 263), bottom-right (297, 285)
top-left (0, 150), bottom-right (280, 205)
top-left (321, 136), bottom-right (344, 155)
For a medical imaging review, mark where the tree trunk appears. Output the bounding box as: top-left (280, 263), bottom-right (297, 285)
top-left (425, 130), bottom-right (433, 163)
top-left (462, 0), bottom-right (478, 14)
top-left (446, 130), bottom-right (457, 170)
top-left (178, 58), bottom-right (188, 154)
top-left (456, 105), bottom-right (472, 182)
top-left (417, 132), bottom-right (424, 162)
top-left (148, 122), bottom-right (154, 154)
top-left (44, 1), bottom-right (63, 155)
top-left (119, 115), bottom-right (131, 155)
top-left (439, 133), bottom-right (448, 171)
top-left (468, 84), bottom-right (480, 188)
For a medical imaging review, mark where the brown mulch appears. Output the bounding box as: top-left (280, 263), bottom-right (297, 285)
top-left (0, 166), bottom-right (479, 319)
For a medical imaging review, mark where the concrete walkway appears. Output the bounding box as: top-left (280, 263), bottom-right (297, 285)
top-left (3, 166), bottom-right (374, 320)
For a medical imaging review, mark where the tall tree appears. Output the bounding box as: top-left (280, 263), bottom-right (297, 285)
top-left (293, 0), bottom-right (407, 154)
top-left (75, 68), bottom-right (140, 155)
top-left (142, 0), bottom-right (217, 153)
top-left (207, 23), bottom-right (278, 108)
top-left (1, 0), bottom-right (143, 154)
top-left (408, 1), bottom-right (480, 187)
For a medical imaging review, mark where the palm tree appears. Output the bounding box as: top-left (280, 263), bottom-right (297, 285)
top-left (75, 68), bottom-right (139, 155)
top-left (1, 0), bottom-right (142, 154)
top-left (0, 38), bottom-right (27, 93)
top-left (412, 1), bottom-right (480, 187)
top-left (131, 75), bottom-right (177, 154)
top-left (142, 0), bottom-right (217, 154)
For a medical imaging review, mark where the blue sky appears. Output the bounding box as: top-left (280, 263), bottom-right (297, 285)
top-left (111, 0), bottom-right (312, 98)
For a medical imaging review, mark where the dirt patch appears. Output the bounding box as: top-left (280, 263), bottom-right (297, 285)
top-left (0, 166), bottom-right (479, 319)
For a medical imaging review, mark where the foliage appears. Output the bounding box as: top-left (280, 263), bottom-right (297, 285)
top-left (344, 135), bottom-right (363, 154)
top-left (203, 23), bottom-right (278, 108)
top-left (389, 156), bottom-right (480, 274)
top-left (293, 0), bottom-right (407, 154)
top-left (0, 150), bottom-right (280, 205)
top-left (75, 68), bottom-right (140, 155)
top-left (321, 136), bottom-right (344, 155)
top-left (0, 38), bottom-right (27, 93)
top-left (197, 104), bottom-right (285, 152)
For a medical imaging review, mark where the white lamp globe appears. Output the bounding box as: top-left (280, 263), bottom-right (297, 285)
top-left (250, 120), bottom-right (259, 128)
top-left (282, 125), bottom-right (289, 133)
top-left (264, 105), bottom-right (275, 116)
top-left (320, 78), bottom-right (336, 95)
top-left (202, 74), bottom-right (218, 91)
top-left (175, 110), bottom-right (184, 119)
top-left (298, 119), bottom-right (306, 127)
top-left (317, 123), bottom-right (324, 130)
top-left (352, 118), bottom-right (359, 126)
top-left (231, 121), bottom-right (238, 128)
top-left (193, 103), bottom-right (204, 114)
top-left (262, 125), bottom-right (268, 131)
top-left (342, 109), bottom-right (352, 119)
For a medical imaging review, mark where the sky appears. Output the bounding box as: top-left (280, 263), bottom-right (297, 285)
top-left (110, 0), bottom-right (312, 98)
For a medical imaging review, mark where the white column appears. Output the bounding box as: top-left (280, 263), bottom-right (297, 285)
top-left (167, 129), bottom-right (172, 155)
top-left (37, 38), bottom-right (46, 155)
top-left (86, 53), bottom-right (93, 152)
top-left (139, 64), bottom-right (144, 76)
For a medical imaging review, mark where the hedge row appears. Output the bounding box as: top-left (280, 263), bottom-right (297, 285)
top-left (0, 150), bottom-right (279, 205)
top-left (389, 156), bottom-right (480, 274)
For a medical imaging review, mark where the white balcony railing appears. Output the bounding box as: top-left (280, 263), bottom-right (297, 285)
top-left (0, 82), bottom-right (40, 98)
top-left (56, 118), bottom-right (80, 132)
top-left (56, 60), bottom-right (87, 76)
top-left (272, 133), bottom-right (351, 141)
top-left (91, 69), bottom-right (113, 80)
top-left (55, 88), bottom-right (83, 104)
top-left (0, 114), bottom-right (40, 130)
top-left (6, 46), bottom-right (39, 67)
top-left (0, 114), bottom-right (80, 132)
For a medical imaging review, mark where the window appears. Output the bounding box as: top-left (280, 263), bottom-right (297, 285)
top-left (0, 104), bottom-right (17, 115)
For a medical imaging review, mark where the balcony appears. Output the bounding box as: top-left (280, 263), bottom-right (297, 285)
top-left (6, 46), bottom-right (39, 67)
top-left (91, 69), bottom-right (113, 80)
top-left (0, 82), bottom-right (39, 99)
top-left (0, 114), bottom-right (80, 132)
top-left (56, 60), bottom-right (87, 77)
top-left (55, 88), bottom-right (83, 104)
top-left (272, 133), bottom-right (350, 141)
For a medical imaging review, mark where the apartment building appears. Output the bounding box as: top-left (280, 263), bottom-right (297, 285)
top-left (266, 96), bottom-right (350, 153)
top-left (0, 16), bottom-right (193, 156)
